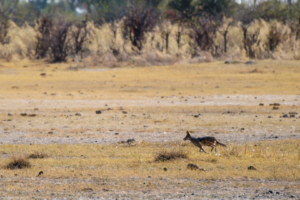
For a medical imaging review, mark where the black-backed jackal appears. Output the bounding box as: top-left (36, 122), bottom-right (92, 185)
top-left (183, 131), bottom-right (226, 153)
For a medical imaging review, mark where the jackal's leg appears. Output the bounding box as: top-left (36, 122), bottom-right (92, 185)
top-left (211, 147), bottom-right (214, 152)
top-left (200, 146), bottom-right (207, 154)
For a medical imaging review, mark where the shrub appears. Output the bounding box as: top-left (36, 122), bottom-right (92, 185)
top-left (190, 15), bottom-right (221, 56)
top-left (123, 6), bottom-right (160, 51)
top-left (243, 28), bottom-right (260, 58)
top-left (35, 15), bottom-right (72, 62)
top-left (6, 156), bottom-right (31, 169)
top-left (266, 24), bottom-right (287, 52)
top-left (154, 149), bottom-right (188, 162)
top-left (49, 19), bottom-right (72, 62)
top-left (0, 21), bottom-right (10, 45)
top-left (71, 19), bottom-right (91, 57)
top-left (35, 15), bottom-right (53, 59)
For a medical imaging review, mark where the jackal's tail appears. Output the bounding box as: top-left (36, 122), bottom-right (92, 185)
top-left (217, 141), bottom-right (226, 147)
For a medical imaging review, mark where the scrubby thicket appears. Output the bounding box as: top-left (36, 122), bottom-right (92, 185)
top-left (1, 0), bottom-right (300, 66)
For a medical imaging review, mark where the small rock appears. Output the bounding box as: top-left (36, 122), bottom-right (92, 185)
top-left (194, 115), bottom-right (200, 118)
top-left (268, 116), bottom-right (272, 118)
top-left (148, 176), bottom-right (151, 178)
top-left (225, 61), bottom-right (240, 64)
top-left (75, 113), bottom-right (81, 116)
top-left (20, 113), bottom-right (27, 116)
top-left (34, 108), bottom-right (39, 111)
top-left (240, 128), bottom-right (245, 130)
top-left (115, 133), bottom-right (119, 135)
top-left (274, 136), bottom-right (278, 139)
top-left (28, 114), bottom-right (36, 117)
top-left (268, 190), bottom-right (273, 194)
top-left (248, 166), bottom-right (257, 170)
top-left (282, 114), bottom-right (289, 118)
top-left (273, 106), bottom-right (279, 110)
top-left (8, 113), bottom-right (13, 116)
top-left (40, 73), bottom-right (46, 76)
top-left (290, 114), bottom-right (295, 118)
top-left (290, 195), bottom-right (295, 198)
top-left (245, 61), bottom-right (255, 65)
top-left (107, 108), bottom-right (112, 110)
top-left (48, 132), bottom-right (53, 134)
top-left (276, 192), bottom-right (280, 195)
top-left (163, 168), bottom-right (167, 171)
top-left (95, 110), bottom-right (102, 114)
top-left (273, 103), bottom-right (280, 106)
top-left (259, 103), bottom-right (264, 106)
top-left (289, 112), bottom-right (298, 115)
top-left (122, 111), bottom-right (128, 114)
top-left (126, 139), bottom-right (135, 143)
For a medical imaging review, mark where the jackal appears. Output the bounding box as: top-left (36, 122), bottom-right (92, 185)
top-left (183, 131), bottom-right (226, 153)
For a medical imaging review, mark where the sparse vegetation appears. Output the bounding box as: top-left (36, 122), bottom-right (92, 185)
top-left (6, 156), bottom-right (31, 169)
top-left (155, 149), bottom-right (188, 162)
top-left (27, 152), bottom-right (48, 159)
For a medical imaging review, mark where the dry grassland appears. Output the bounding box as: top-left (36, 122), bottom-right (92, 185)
top-left (0, 140), bottom-right (299, 199)
top-left (0, 60), bottom-right (300, 99)
top-left (0, 60), bottom-right (299, 198)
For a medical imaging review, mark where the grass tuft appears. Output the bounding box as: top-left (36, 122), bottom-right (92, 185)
top-left (154, 149), bottom-right (188, 162)
top-left (6, 156), bottom-right (31, 169)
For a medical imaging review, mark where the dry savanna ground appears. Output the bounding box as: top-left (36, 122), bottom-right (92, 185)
top-left (0, 60), bottom-right (300, 199)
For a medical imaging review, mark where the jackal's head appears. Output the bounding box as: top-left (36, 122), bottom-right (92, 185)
top-left (183, 131), bottom-right (191, 141)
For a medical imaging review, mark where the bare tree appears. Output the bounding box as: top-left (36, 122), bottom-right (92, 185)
top-left (218, 20), bottom-right (233, 53)
top-left (122, 5), bottom-right (160, 51)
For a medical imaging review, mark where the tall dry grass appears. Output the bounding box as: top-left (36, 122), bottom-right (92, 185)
top-left (1, 18), bottom-right (300, 64)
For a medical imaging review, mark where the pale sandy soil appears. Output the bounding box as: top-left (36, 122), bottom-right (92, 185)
top-left (0, 95), bottom-right (299, 145)
top-left (0, 177), bottom-right (299, 199)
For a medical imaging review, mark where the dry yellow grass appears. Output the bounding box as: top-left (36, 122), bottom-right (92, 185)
top-left (0, 60), bottom-right (300, 100)
top-left (0, 139), bottom-right (299, 197)
top-left (0, 140), bottom-right (300, 180)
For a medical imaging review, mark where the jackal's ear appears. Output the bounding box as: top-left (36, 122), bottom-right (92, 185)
top-left (186, 131), bottom-right (190, 135)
